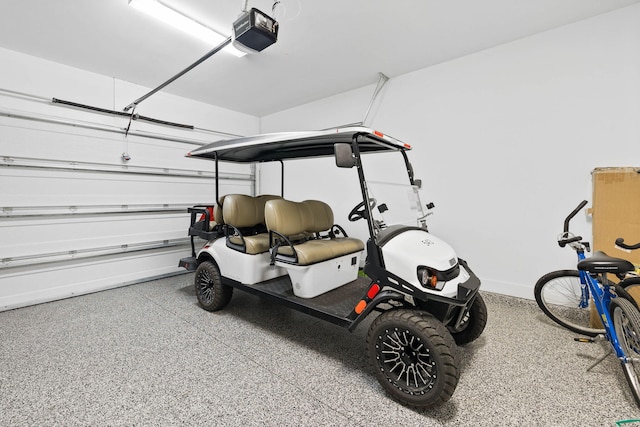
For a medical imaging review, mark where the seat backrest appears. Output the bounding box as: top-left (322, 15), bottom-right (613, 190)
top-left (303, 200), bottom-right (334, 233)
top-left (223, 194), bottom-right (281, 228)
top-left (254, 195), bottom-right (282, 219)
top-left (265, 199), bottom-right (312, 236)
top-left (214, 195), bottom-right (227, 226)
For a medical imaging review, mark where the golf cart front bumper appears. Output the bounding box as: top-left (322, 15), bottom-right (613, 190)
top-left (442, 258), bottom-right (481, 332)
top-left (455, 258), bottom-right (481, 303)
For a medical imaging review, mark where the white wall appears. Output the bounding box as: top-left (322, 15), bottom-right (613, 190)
top-left (260, 4), bottom-right (640, 299)
top-left (0, 47), bottom-right (259, 310)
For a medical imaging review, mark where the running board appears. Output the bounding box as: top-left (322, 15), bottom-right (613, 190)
top-left (179, 256), bottom-right (198, 271)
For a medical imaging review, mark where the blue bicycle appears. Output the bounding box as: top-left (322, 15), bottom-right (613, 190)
top-left (534, 200), bottom-right (640, 406)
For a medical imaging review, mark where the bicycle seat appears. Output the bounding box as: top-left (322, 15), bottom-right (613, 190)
top-left (577, 251), bottom-right (635, 274)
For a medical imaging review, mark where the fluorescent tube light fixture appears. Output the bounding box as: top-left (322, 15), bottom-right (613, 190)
top-left (128, 0), bottom-right (246, 57)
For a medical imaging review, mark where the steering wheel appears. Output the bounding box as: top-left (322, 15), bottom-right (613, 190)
top-left (348, 198), bottom-right (377, 222)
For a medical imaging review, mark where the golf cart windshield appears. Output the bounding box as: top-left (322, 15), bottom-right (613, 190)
top-left (366, 181), bottom-right (428, 231)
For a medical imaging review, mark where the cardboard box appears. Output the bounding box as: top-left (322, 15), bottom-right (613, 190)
top-left (590, 168), bottom-right (640, 326)
top-left (592, 167), bottom-right (640, 266)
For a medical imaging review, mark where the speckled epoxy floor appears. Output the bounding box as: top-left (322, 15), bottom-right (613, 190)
top-left (2, 273), bottom-right (640, 426)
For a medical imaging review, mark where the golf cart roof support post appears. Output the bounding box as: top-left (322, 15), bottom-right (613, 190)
top-left (352, 135), bottom-right (376, 240)
top-left (215, 153), bottom-right (219, 204)
top-left (400, 149), bottom-right (415, 186)
top-left (279, 159), bottom-right (284, 197)
top-left (123, 36), bottom-right (232, 112)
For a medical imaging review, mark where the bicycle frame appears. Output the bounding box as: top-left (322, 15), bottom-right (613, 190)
top-left (576, 249), bottom-right (626, 359)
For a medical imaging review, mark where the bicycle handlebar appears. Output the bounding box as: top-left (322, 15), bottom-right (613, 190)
top-left (615, 238), bottom-right (640, 250)
top-left (563, 200), bottom-right (588, 233)
top-left (559, 235), bottom-right (583, 247)
top-left (557, 200), bottom-right (588, 249)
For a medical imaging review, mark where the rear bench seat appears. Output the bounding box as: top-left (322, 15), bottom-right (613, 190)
top-left (222, 194), bottom-right (281, 254)
top-left (264, 199), bottom-right (364, 298)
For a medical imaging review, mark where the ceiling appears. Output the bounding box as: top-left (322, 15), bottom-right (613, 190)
top-left (0, 0), bottom-right (639, 117)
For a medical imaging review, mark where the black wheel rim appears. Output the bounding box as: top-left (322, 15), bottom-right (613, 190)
top-left (375, 326), bottom-right (437, 395)
top-left (196, 269), bottom-right (214, 305)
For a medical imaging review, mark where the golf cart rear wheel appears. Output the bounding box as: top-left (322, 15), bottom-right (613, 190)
top-left (449, 292), bottom-right (488, 345)
top-left (194, 261), bottom-right (232, 312)
top-left (367, 309), bottom-right (459, 408)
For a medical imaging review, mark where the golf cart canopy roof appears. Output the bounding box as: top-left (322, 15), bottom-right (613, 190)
top-left (186, 126), bottom-right (411, 163)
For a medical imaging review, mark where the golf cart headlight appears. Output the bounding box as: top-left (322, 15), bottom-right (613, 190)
top-left (417, 267), bottom-right (438, 288)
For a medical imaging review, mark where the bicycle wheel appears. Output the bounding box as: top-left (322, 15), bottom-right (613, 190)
top-left (610, 297), bottom-right (640, 406)
top-left (621, 277), bottom-right (640, 307)
top-left (534, 270), bottom-right (605, 336)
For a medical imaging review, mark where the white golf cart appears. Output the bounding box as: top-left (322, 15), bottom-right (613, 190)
top-left (179, 127), bottom-right (486, 408)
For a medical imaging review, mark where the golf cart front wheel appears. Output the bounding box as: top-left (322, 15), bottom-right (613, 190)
top-left (366, 309), bottom-right (459, 408)
top-left (194, 261), bottom-right (232, 312)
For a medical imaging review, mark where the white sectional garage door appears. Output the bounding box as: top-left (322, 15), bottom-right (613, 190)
top-left (0, 92), bottom-right (254, 311)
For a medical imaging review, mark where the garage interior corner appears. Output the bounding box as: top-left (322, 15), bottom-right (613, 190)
top-left (0, 273), bottom-right (638, 426)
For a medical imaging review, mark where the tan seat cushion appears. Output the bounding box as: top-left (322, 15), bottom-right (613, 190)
top-left (224, 194), bottom-right (280, 228)
top-left (265, 199), bottom-right (310, 236)
top-left (303, 200), bottom-right (334, 233)
top-left (277, 237), bottom-right (364, 265)
top-left (214, 195), bottom-right (227, 226)
top-left (229, 234), bottom-right (271, 255)
top-left (331, 237), bottom-right (365, 255)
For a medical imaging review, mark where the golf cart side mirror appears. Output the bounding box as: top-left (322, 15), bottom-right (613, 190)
top-left (334, 143), bottom-right (356, 168)
top-left (414, 179), bottom-right (422, 189)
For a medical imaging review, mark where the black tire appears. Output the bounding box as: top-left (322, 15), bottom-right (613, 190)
top-left (448, 293), bottom-right (488, 345)
top-left (534, 270), bottom-right (605, 337)
top-left (194, 261), bottom-right (232, 312)
top-left (366, 309), bottom-right (459, 408)
top-left (621, 277), bottom-right (640, 308)
top-left (610, 297), bottom-right (640, 406)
